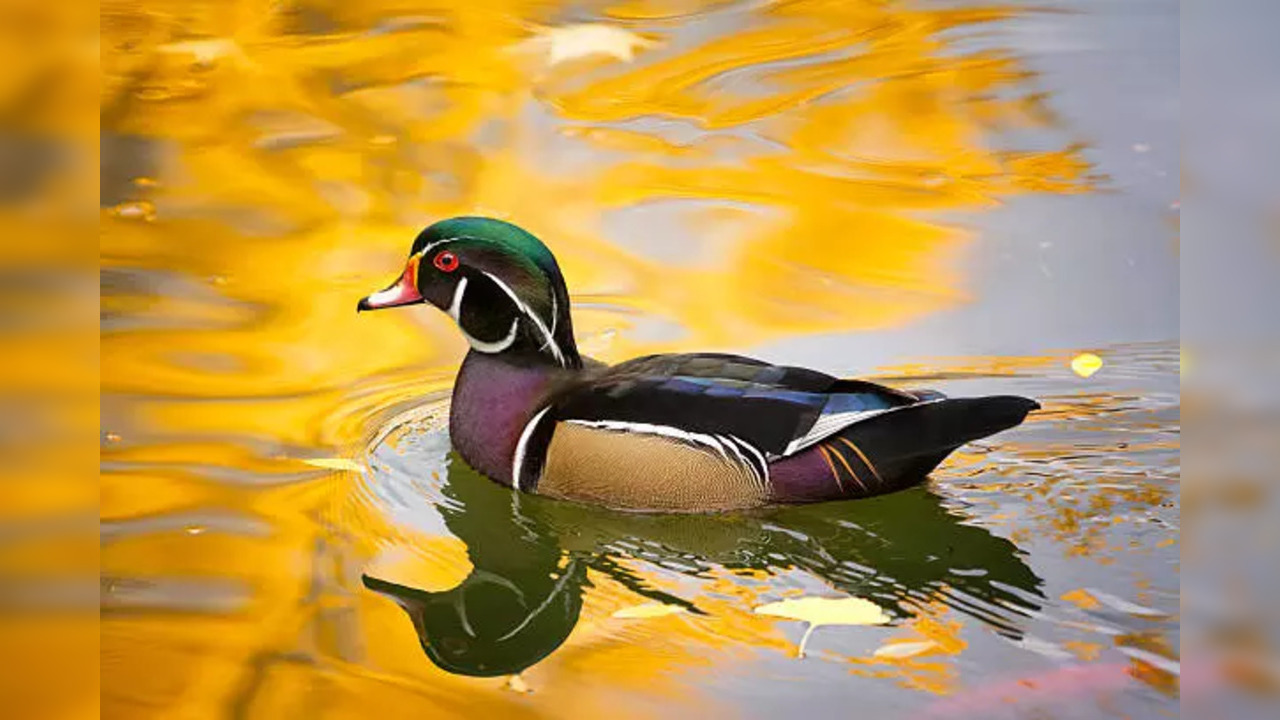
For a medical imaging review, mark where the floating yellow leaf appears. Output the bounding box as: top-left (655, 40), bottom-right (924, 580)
top-left (1063, 640), bottom-right (1103, 661)
top-left (110, 200), bottom-right (157, 222)
top-left (543, 24), bottom-right (653, 66)
top-left (504, 674), bottom-right (531, 694)
top-left (1070, 352), bottom-right (1103, 378)
top-left (612, 602), bottom-right (686, 619)
top-left (754, 596), bottom-right (890, 658)
top-left (873, 640), bottom-right (939, 660)
top-left (1060, 588), bottom-right (1100, 610)
top-left (301, 457), bottom-right (364, 472)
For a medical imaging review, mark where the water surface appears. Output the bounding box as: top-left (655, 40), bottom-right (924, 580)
top-left (101, 1), bottom-right (1179, 718)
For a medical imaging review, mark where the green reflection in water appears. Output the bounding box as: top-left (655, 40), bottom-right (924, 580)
top-left (366, 440), bottom-right (1042, 677)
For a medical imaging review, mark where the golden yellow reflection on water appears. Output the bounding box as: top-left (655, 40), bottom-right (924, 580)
top-left (93, 1), bottom-right (1179, 719)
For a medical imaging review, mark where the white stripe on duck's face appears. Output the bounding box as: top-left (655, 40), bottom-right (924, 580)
top-left (480, 271), bottom-right (567, 367)
top-left (447, 276), bottom-right (520, 353)
top-left (446, 272), bottom-right (566, 363)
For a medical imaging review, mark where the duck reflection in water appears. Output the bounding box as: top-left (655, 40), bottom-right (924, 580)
top-left (365, 452), bottom-right (1043, 678)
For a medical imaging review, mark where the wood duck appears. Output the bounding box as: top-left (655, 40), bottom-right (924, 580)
top-left (358, 217), bottom-right (1039, 512)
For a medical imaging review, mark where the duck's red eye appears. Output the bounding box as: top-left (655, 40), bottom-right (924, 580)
top-left (432, 250), bottom-right (459, 272)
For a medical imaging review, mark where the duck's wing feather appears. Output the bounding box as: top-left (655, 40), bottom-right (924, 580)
top-left (546, 353), bottom-right (919, 458)
top-left (602, 352), bottom-right (836, 392)
top-left (514, 353), bottom-right (939, 509)
top-left (514, 353), bottom-right (1034, 509)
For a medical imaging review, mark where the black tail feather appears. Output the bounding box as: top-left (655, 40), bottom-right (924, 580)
top-left (832, 395), bottom-right (1038, 496)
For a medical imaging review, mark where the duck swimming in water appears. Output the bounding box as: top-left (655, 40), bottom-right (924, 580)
top-left (358, 216), bottom-right (1038, 512)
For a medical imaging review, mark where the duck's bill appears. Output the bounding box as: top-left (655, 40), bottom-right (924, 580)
top-left (358, 264), bottom-right (423, 312)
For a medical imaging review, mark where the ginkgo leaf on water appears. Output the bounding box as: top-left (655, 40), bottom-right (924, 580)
top-left (1070, 352), bottom-right (1103, 378)
top-left (505, 674), bottom-right (531, 694)
top-left (513, 24), bottom-right (654, 68)
top-left (301, 457), bottom-right (363, 472)
top-left (612, 602), bottom-right (685, 619)
top-left (873, 640), bottom-right (939, 660)
top-left (754, 596), bottom-right (890, 658)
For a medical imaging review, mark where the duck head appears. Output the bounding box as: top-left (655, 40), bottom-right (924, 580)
top-left (359, 217), bottom-right (581, 368)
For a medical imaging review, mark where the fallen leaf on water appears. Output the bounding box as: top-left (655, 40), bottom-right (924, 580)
top-left (1064, 640), bottom-right (1103, 661)
top-left (873, 640), bottom-right (939, 660)
top-left (301, 457), bottom-right (364, 472)
top-left (754, 596), bottom-right (890, 658)
top-left (1060, 588), bottom-right (1101, 610)
top-left (110, 200), bottom-right (157, 222)
top-left (159, 38), bottom-right (241, 66)
top-left (534, 24), bottom-right (654, 66)
top-left (1070, 352), bottom-right (1103, 378)
top-left (612, 602), bottom-right (686, 619)
top-left (505, 674), bottom-right (532, 693)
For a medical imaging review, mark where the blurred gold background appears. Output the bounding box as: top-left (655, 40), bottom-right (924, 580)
top-left (0, 2), bottom-right (98, 719)
top-left (0, 0), bottom-right (1212, 718)
top-left (94, 2), bottom-right (1105, 717)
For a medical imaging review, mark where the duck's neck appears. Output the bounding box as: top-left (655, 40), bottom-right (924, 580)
top-left (449, 351), bottom-right (570, 487)
top-left (533, 280), bottom-right (581, 369)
